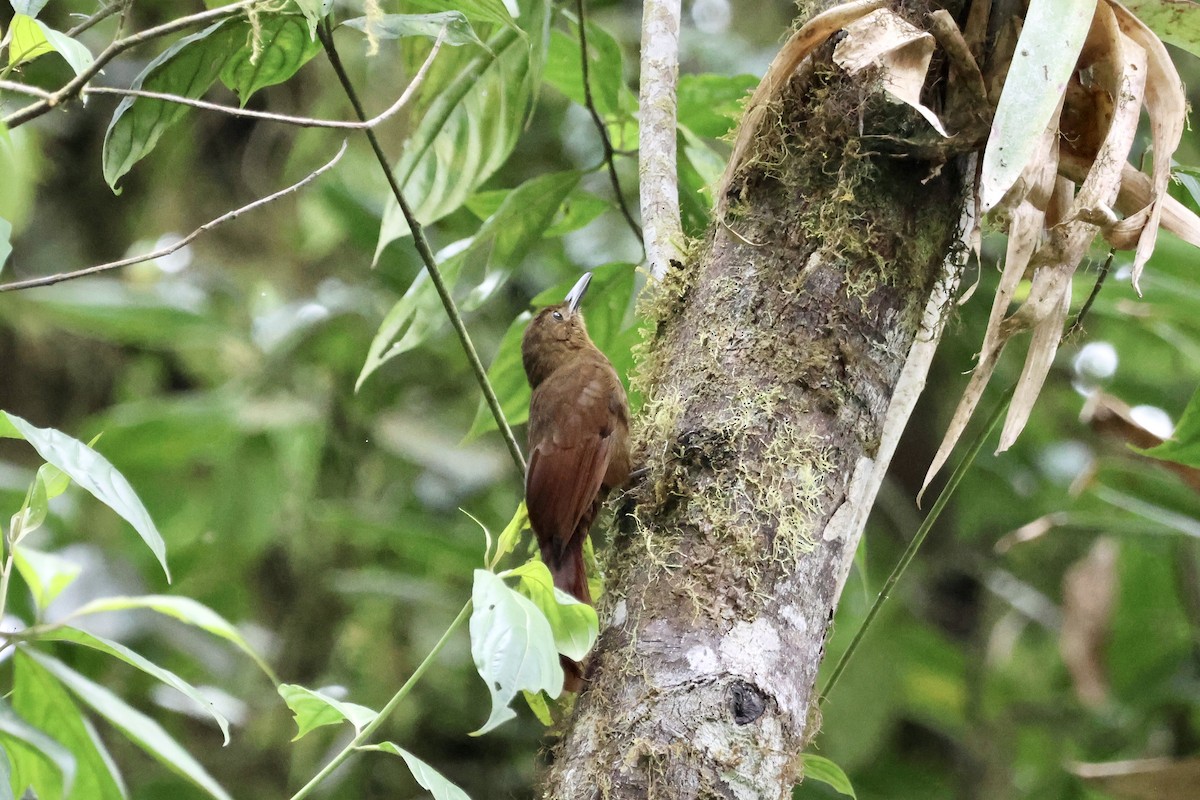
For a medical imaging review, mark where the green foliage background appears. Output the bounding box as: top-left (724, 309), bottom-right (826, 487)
top-left (2, 1), bottom-right (1200, 798)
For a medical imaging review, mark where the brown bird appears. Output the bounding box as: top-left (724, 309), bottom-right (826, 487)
top-left (522, 273), bottom-right (631, 691)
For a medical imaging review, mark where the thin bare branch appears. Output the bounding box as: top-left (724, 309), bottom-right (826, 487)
top-left (80, 32), bottom-right (443, 130)
top-left (66, 1), bottom-right (125, 38)
top-left (3, 0), bottom-right (260, 129)
top-left (574, 0), bottom-right (642, 244)
top-left (0, 140), bottom-right (347, 292)
top-left (0, 80), bottom-right (52, 99)
top-left (638, 0), bottom-right (683, 281)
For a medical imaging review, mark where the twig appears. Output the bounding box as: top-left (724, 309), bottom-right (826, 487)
top-left (0, 141), bottom-right (347, 292)
top-left (80, 32), bottom-right (443, 130)
top-left (315, 21), bottom-right (527, 477)
top-left (573, 0), bottom-right (642, 244)
top-left (288, 601), bottom-right (472, 800)
top-left (3, 0), bottom-right (260, 129)
top-left (66, 1), bottom-right (125, 38)
top-left (0, 80), bottom-right (52, 99)
top-left (638, 0), bottom-right (683, 281)
top-left (1064, 249), bottom-right (1114, 340)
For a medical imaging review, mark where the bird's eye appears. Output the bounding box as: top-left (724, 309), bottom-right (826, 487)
top-left (552, 311), bottom-right (564, 321)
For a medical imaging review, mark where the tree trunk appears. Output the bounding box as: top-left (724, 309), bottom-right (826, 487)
top-left (542, 5), bottom-right (968, 798)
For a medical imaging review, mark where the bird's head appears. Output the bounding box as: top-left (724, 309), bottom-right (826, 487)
top-left (522, 273), bottom-right (596, 388)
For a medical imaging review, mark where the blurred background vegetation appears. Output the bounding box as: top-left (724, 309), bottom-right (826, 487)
top-left (2, 1), bottom-right (1200, 798)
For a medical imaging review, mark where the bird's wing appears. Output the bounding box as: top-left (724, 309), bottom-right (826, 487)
top-left (525, 372), bottom-right (616, 565)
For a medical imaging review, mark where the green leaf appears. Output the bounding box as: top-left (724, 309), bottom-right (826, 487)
top-left (799, 754), bottom-right (856, 798)
top-left (677, 73), bottom-right (757, 139)
top-left (468, 569), bottom-right (562, 735)
top-left (0, 412), bottom-right (170, 581)
top-left (13, 548), bottom-right (80, 612)
top-left (25, 650), bottom-right (231, 800)
top-left (506, 559), bottom-right (598, 661)
top-left (544, 19), bottom-right (626, 117)
top-left (69, 595), bottom-right (276, 681)
top-left (0, 699), bottom-right (74, 800)
top-left (102, 19), bottom-right (243, 191)
top-left (979, 0), bottom-right (1097, 210)
top-left (293, 0), bottom-right (333, 38)
top-left (373, 0), bottom-right (552, 260)
top-left (521, 690), bottom-right (553, 726)
top-left (37, 626), bottom-right (231, 744)
top-left (0, 217), bottom-right (11, 274)
top-left (0, 746), bottom-right (13, 800)
top-left (11, 651), bottom-right (123, 800)
top-left (1139, 385), bottom-right (1200, 467)
top-left (545, 191), bottom-right (610, 237)
top-left (36, 23), bottom-right (94, 77)
top-left (9, 0), bottom-right (49, 17)
top-left (404, 0), bottom-right (520, 33)
top-left (468, 262), bottom-right (634, 438)
top-left (490, 502), bottom-right (529, 570)
top-left (219, 14), bottom-right (320, 105)
top-left (1121, 1), bottom-right (1200, 58)
top-left (277, 684), bottom-right (377, 741)
top-left (358, 743), bottom-right (471, 800)
top-left (7, 14), bottom-right (54, 67)
top-left (343, 13), bottom-right (488, 49)
top-left (359, 170), bottom-right (578, 388)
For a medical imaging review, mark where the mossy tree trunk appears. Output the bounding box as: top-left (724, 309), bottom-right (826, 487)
top-left (541, 5), bottom-right (969, 798)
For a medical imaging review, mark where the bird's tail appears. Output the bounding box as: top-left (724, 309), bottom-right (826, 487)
top-left (548, 540), bottom-right (590, 693)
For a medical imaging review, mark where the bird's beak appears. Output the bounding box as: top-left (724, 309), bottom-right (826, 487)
top-left (564, 272), bottom-right (592, 314)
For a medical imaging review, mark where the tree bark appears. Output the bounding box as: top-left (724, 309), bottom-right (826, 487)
top-left (543, 6), bottom-right (968, 798)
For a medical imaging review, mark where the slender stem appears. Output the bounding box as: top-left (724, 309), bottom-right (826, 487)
top-left (316, 21), bottom-right (527, 476)
top-left (0, 141), bottom-right (347, 292)
top-left (819, 382), bottom-right (1016, 704)
top-left (3, 0), bottom-right (260, 128)
top-left (78, 32), bottom-right (443, 131)
top-left (66, 1), bottom-right (125, 38)
top-left (288, 600), bottom-right (472, 800)
top-left (573, 0), bottom-right (642, 243)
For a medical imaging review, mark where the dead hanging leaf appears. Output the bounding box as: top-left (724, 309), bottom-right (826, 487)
top-left (979, 0), bottom-right (1098, 211)
top-left (1060, 537), bottom-right (1117, 708)
top-left (832, 9), bottom-right (949, 136)
top-left (718, 0), bottom-right (888, 207)
top-left (1071, 757), bottom-right (1200, 800)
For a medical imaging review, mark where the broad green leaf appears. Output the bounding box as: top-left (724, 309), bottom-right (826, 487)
top-left (506, 559), bottom-right (598, 661)
top-left (0, 217), bottom-right (11, 274)
top-left (37, 627), bottom-right (230, 744)
top-left (7, 14), bottom-right (53, 67)
top-left (69, 595), bottom-right (275, 681)
top-left (26, 650), bottom-right (231, 800)
top-left (373, 0), bottom-right (552, 260)
top-left (9, 0), bottom-right (49, 16)
top-left (343, 13), bottom-right (488, 49)
top-left (0, 412), bottom-right (170, 580)
top-left (543, 19), bottom-right (625, 117)
top-left (469, 569), bottom-right (562, 735)
top-left (404, 0), bottom-right (520, 33)
top-left (219, 14), bottom-right (320, 104)
top-left (11, 652), bottom-right (122, 800)
top-left (545, 191), bottom-right (610, 237)
top-left (12, 548), bottom-right (79, 611)
top-left (359, 743), bottom-right (471, 800)
top-left (680, 125), bottom-right (725, 204)
top-left (0, 699), bottom-right (74, 800)
top-left (277, 684), bottom-right (377, 741)
top-left (800, 754), bottom-right (856, 798)
top-left (979, 0), bottom-right (1097, 211)
top-left (102, 20), bottom-right (243, 191)
top-left (293, 0), bottom-right (333, 38)
top-left (677, 73), bottom-right (757, 139)
top-left (1139, 386), bottom-right (1200, 467)
top-left (37, 23), bottom-right (94, 77)
top-left (359, 170), bottom-right (578, 388)
top-left (22, 466), bottom-right (49, 535)
top-left (468, 262), bottom-right (634, 438)
top-left (1122, 1), bottom-right (1200, 57)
